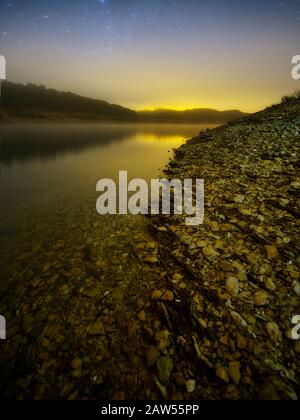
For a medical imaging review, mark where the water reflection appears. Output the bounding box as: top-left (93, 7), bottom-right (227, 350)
top-left (1, 123), bottom-right (214, 165)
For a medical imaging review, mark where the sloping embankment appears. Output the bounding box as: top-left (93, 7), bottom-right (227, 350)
top-left (149, 97), bottom-right (300, 399)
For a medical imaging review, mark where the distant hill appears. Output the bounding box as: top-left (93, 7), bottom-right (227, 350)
top-left (138, 108), bottom-right (249, 123)
top-left (0, 81), bottom-right (248, 123)
top-left (1, 81), bottom-right (137, 121)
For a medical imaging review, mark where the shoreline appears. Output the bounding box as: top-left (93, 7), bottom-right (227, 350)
top-left (146, 97), bottom-right (300, 399)
top-left (1, 117), bottom-right (230, 125)
top-left (0, 98), bottom-right (299, 400)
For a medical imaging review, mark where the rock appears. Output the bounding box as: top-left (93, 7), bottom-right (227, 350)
top-left (294, 341), bottom-right (300, 354)
top-left (145, 346), bottom-right (159, 367)
top-left (138, 310), bottom-right (146, 322)
top-left (294, 281), bottom-right (300, 296)
top-left (254, 290), bottom-right (269, 306)
top-left (83, 287), bottom-right (98, 298)
top-left (239, 207), bottom-right (252, 216)
top-left (202, 246), bottom-right (220, 260)
top-left (71, 358), bottom-right (82, 370)
top-left (146, 242), bottom-right (157, 249)
top-left (180, 236), bottom-right (192, 246)
top-left (233, 194), bottom-right (245, 204)
top-left (162, 290), bottom-right (174, 301)
top-left (151, 290), bottom-right (163, 300)
top-left (226, 276), bottom-right (239, 297)
top-left (71, 369), bottom-right (83, 379)
top-left (157, 356), bottom-right (174, 384)
top-left (216, 367), bottom-right (229, 384)
top-left (265, 245), bottom-right (279, 260)
top-left (266, 322), bottom-right (282, 345)
top-left (172, 273), bottom-right (183, 282)
top-left (155, 378), bottom-right (168, 399)
top-left (155, 330), bottom-right (171, 353)
top-left (231, 311), bottom-right (247, 328)
top-left (265, 277), bottom-right (276, 291)
top-left (88, 321), bottom-right (105, 335)
top-left (158, 226), bottom-right (168, 232)
top-left (186, 379), bottom-right (196, 393)
top-left (237, 334), bottom-right (248, 350)
top-left (259, 382), bottom-right (280, 400)
top-left (143, 256), bottom-right (158, 264)
top-left (59, 382), bottom-right (75, 398)
top-left (229, 361), bottom-right (241, 385)
top-left (23, 314), bottom-right (35, 334)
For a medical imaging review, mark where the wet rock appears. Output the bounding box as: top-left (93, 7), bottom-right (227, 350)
top-left (229, 361), bottom-right (241, 385)
top-left (226, 276), bottom-right (239, 297)
top-left (254, 290), bottom-right (269, 306)
top-left (180, 236), bottom-right (192, 246)
top-left (233, 195), bottom-right (245, 204)
top-left (186, 379), bottom-right (196, 393)
top-left (145, 346), bottom-right (159, 368)
top-left (151, 290), bottom-right (163, 300)
top-left (143, 256), bottom-right (158, 264)
top-left (231, 311), bottom-right (247, 329)
top-left (23, 314), bottom-right (35, 334)
top-left (294, 341), bottom-right (300, 354)
top-left (138, 310), bottom-right (146, 322)
top-left (71, 358), bottom-right (83, 370)
top-left (83, 287), bottom-right (98, 298)
top-left (155, 330), bottom-right (171, 353)
top-left (157, 356), bottom-right (174, 384)
top-left (162, 290), bottom-right (174, 301)
top-left (216, 367), bottom-right (229, 384)
top-left (71, 369), bottom-right (83, 379)
top-left (266, 322), bottom-right (282, 346)
top-left (265, 245), bottom-right (279, 260)
top-left (202, 246), bottom-right (220, 260)
top-left (237, 334), bottom-right (248, 350)
top-left (88, 321), bottom-right (105, 335)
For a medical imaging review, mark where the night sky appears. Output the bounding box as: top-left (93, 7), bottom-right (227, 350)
top-left (0, 0), bottom-right (299, 111)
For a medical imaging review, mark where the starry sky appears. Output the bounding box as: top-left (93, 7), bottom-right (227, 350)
top-left (0, 0), bottom-right (299, 112)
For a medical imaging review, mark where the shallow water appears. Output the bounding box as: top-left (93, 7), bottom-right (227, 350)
top-left (0, 122), bottom-right (222, 399)
top-left (0, 122), bottom-right (217, 290)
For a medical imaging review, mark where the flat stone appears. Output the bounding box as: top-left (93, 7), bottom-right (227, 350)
top-left (254, 290), bottom-right (269, 306)
top-left (265, 244), bottom-right (279, 260)
top-left (226, 276), bottom-right (239, 297)
top-left (157, 356), bottom-right (174, 384)
top-left (145, 346), bottom-right (159, 368)
top-left (229, 361), bottom-right (241, 385)
top-left (88, 321), bottom-right (105, 336)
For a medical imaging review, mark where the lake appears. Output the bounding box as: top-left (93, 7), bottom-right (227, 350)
top-left (0, 122), bottom-right (217, 291)
top-left (0, 122), bottom-right (222, 399)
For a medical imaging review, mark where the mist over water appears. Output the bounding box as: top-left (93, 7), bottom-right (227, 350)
top-left (0, 122), bottom-right (217, 291)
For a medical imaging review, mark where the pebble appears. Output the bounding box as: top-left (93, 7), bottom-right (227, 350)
top-left (71, 358), bottom-right (82, 370)
top-left (226, 276), bottom-right (239, 298)
top-left (229, 361), bottom-right (241, 385)
top-left (145, 346), bottom-right (159, 368)
top-left (88, 321), bottom-right (105, 336)
top-left (157, 357), bottom-right (174, 384)
top-left (266, 322), bottom-right (282, 345)
top-left (186, 379), bottom-right (196, 393)
top-left (216, 367), bottom-right (229, 384)
top-left (254, 290), bottom-right (269, 306)
top-left (265, 245), bottom-right (279, 260)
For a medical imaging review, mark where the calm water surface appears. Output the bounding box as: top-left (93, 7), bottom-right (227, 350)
top-left (0, 123), bottom-right (217, 291)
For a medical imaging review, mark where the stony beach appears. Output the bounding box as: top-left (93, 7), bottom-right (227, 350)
top-left (0, 95), bottom-right (299, 400)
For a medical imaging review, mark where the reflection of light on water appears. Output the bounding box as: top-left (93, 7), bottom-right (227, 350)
top-left (133, 133), bottom-right (186, 146)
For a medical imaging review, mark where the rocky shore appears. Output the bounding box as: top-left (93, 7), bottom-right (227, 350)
top-left (148, 94), bottom-right (300, 399)
top-left (0, 95), bottom-right (299, 400)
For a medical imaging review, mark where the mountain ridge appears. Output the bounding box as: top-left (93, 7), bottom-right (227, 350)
top-left (1, 81), bottom-right (249, 123)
